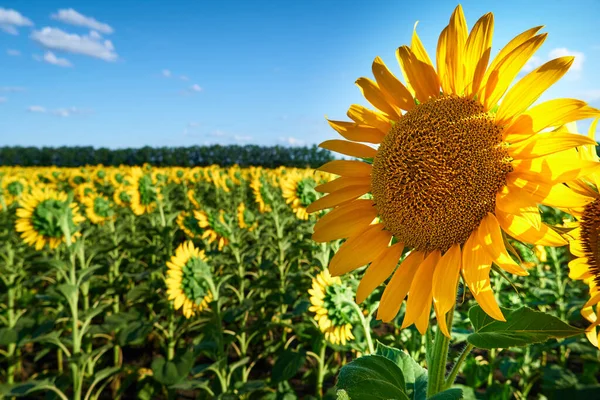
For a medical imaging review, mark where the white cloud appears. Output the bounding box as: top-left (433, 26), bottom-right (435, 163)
top-left (0, 8), bottom-right (33, 35)
top-left (53, 107), bottom-right (82, 117)
top-left (42, 51), bottom-right (72, 67)
top-left (210, 130), bottom-right (227, 137)
top-left (31, 27), bottom-right (118, 61)
top-left (180, 75), bottom-right (189, 81)
top-left (0, 86), bottom-right (25, 92)
top-left (234, 135), bottom-right (252, 142)
top-left (89, 30), bottom-right (102, 40)
top-left (522, 56), bottom-right (543, 73)
top-left (548, 47), bottom-right (585, 72)
top-left (279, 136), bottom-right (305, 146)
top-left (187, 122), bottom-right (200, 127)
top-left (0, 97), bottom-right (6, 103)
top-left (51, 9), bottom-right (113, 34)
top-left (580, 89), bottom-right (600, 102)
top-left (28, 105), bottom-right (46, 113)
top-left (162, 69), bottom-right (171, 77)
top-left (6, 49), bottom-right (21, 56)
top-left (190, 84), bottom-right (202, 92)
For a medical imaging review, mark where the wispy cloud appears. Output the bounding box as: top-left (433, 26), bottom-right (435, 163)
top-left (0, 8), bottom-right (33, 35)
top-left (580, 89), bottom-right (600, 103)
top-left (279, 136), bottom-right (305, 146)
top-left (234, 135), bottom-right (252, 142)
top-left (35, 51), bottom-right (73, 67)
top-left (6, 49), bottom-right (20, 56)
top-left (28, 105), bottom-right (46, 113)
top-left (31, 27), bottom-right (118, 61)
top-left (522, 48), bottom-right (585, 78)
top-left (190, 84), bottom-right (202, 92)
top-left (180, 75), bottom-right (189, 81)
top-left (0, 97), bottom-right (6, 103)
top-left (162, 69), bottom-right (171, 78)
top-left (50, 9), bottom-right (113, 34)
top-left (0, 86), bottom-right (25, 93)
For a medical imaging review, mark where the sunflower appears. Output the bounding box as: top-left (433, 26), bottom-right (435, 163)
top-left (561, 119), bottom-right (600, 346)
top-left (113, 186), bottom-right (132, 207)
top-left (237, 202), bottom-right (257, 231)
top-left (307, 6), bottom-right (600, 336)
top-left (195, 209), bottom-right (229, 251)
top-left (75, 182), bottom-right (96, 202)
top-left (127, 167), bottom-right (160, 216)
top-left (15, 188), bottom-right (85, 250)
top-left (176, 211), bottom-right (205, 239)
top-left (82, 193), bottom-right (115, 225)
top-left (1, 175), bottom-right (27, 206)
top-left (165, 241), bottom-right (213, 319)
top-left (187, 188), bottom-right (201, 209)
top-left (308, 270), bottom-right (356, 345)
top-left (250, 175), bottom-right (272, 213)
top-left (281, 171), bottom-right (319, 220)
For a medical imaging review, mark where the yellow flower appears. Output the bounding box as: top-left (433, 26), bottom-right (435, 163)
top-left (281, 171), bottom-right (319, 221)
top-left (126, 167), bottom-right (160, 215)
top-left (308, 6), bottom-right (600, 336)
top-left (176, 211), bottom-right (204, 239)
top-left (165, 241), bottom-right (213, 319)
top-left (250, 175), bottom-right (272, 213)
top-left (1, 175), bottom-right (27, 207)
top-left (113, 185), bottom-right (132, 207)
top-left (195, 209), bottom-right (229, 251)
top-left (82, 193), bottom-right (115, 225)
top-left (237, 202), bottom-right (257, 231)
top-left (562, 119), bottom-right (600, 347)
top-left (308, 270), bottom-right (356, 345)
top-left (15, 188), bottom-right (85, 250)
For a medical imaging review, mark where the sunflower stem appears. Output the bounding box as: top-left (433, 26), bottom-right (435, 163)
top-left (427, 307), bottom-right (454, 397)
top-left (444, 343), bottom-right (473, 390)
top-left (316, 339), bottom-right (327, 399)
top-left (347, 301), bottom-right (374, 354)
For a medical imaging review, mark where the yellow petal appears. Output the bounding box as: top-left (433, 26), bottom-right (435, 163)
top-left (402, 251), bottom-right (440, 329)
top-left (508, 131), bottom-right (597, 160)
top-left (356, 242), bottom-right (404, 304)
top-left (481, 33), bottom-right (547, 111)
top-left (313, 202), bottom-right (378, 243)
top-left (504, 99), bottom-right (599, 143)
top-left (355, 77), bottom-right (400, 119)
top-left (327, 120), bottom-right (386, 144)
top-left (432, 244), bottom-right (462, 337)
top-left (377, 250), bottom-right (424, 322)
top-left (317, 160), bottom-right (372, 177)
top-left (329, 224), bottom-right (392, 276)
top-left (306, 185), bottom-right (370, 213)
top-left (347, 104), bottom-right (392, 133)
top-left (496, 57), bottom-right (575, 125)
top-left (445, 5), bottom-right (468, 94)
top-left (372, 56), bottom-right (415, 112)
top-left (411, 21), bottom-right (434, 67)
top-left (462, 232), bottom-right (505, 321)
top-left (511, 148), bottom-right (600, 184)
top-left (479, 213), bottom-right (528, 276)
top-left (507, 175), bottom-right (594, 208)
top-left (496, 208), bottom-right (566, 246)
top-left (463, 13), bottom-right (494, 97)
top-left (315, 176), bottom-right (372, 193)
top-left (319, 140), bottom-right (377, 159)
top-left (396, 45), bottom-right (439, 103)
top-left (436, 26), bottom-right (451, 94)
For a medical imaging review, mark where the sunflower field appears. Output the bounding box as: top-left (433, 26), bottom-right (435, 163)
top-left (4, 4), bottom-right (600, 400)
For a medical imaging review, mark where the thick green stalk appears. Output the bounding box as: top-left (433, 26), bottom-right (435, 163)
top-left (167, 312), bottom-right (175, 361)
top-left (316, 339), bottom-right (327, 399)
top-left (427, 308), bottom-right (454, 397)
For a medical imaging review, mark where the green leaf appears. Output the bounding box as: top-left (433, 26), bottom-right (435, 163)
top-left (467, 306), bottom-right (584, 349)
top-left (0, 328), bottom-right (17, 346)
top-left (336, 354), bottom-right (409, 400)
top-left (56, 283), bottom-right (78, 304)
top-left (117, 321), bottom-right (152, 346)
top-left (428, 388), bottom-right (463, 400)
top-left (375, 341), bottom-right (427, 399)
top-left (151, 350), bottom-right (195, 386)
top-left (271, 349), bottom-right (306, 383)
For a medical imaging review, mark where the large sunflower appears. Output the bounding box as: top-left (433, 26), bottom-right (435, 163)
top-left (562, 119), bottom-right (600, 346)
top-left (307, 6), bottom-right (600, 336)
top-left (308, 270), bottom-right (356, 345)
top-left (165, 241), bottom-right (213, 319)
top-left (15, 188), bottom-right (85, 250)
top-left (127, 167), bottom-right (160, 216)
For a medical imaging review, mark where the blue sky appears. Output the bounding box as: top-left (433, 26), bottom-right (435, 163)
top-left (1, 0), bottom-right (599, 148)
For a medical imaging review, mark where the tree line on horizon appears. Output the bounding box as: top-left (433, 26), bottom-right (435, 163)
top-left (0, 144), bottom-right (334, 168)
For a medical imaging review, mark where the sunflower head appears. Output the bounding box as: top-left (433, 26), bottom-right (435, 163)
top-left (127, 167), bottom-right (159, 215)
top-left (113, 186), bottom-right (132, 207)
top-left (308, 270), bottom-right (357, 345)
top-left (176, 211), bottom-right (204, 239)
top-left (2, 176), bottom-right (27, 206)
top-left (282, 172), bottom-right (319, 221)
top-left (308, 5), bottom-right (600, 337)
top-left (237, 202), bottom-right (257, 231)
top-left (83, 194), bottom-right (115, 225)
top-left (251, 175), bottom-right (273, 213)
top-left (195, 209), bottom-right (230, 250)
top-left (166, 241), bottom-right (214, 319)
top-left (15, 189), bottom-right (85, 250)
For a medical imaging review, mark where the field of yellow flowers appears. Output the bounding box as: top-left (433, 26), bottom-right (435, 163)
top-left (0, 163), bottom-right (599, 400)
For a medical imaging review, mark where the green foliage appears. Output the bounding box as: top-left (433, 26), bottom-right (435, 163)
top-left (336, 355), bottom-right (409, 400)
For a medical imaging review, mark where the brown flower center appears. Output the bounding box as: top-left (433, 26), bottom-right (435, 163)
top-left (580, 198), bottom-right (600, 284)
top-left (371, 95), bottom-right (512, 253)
